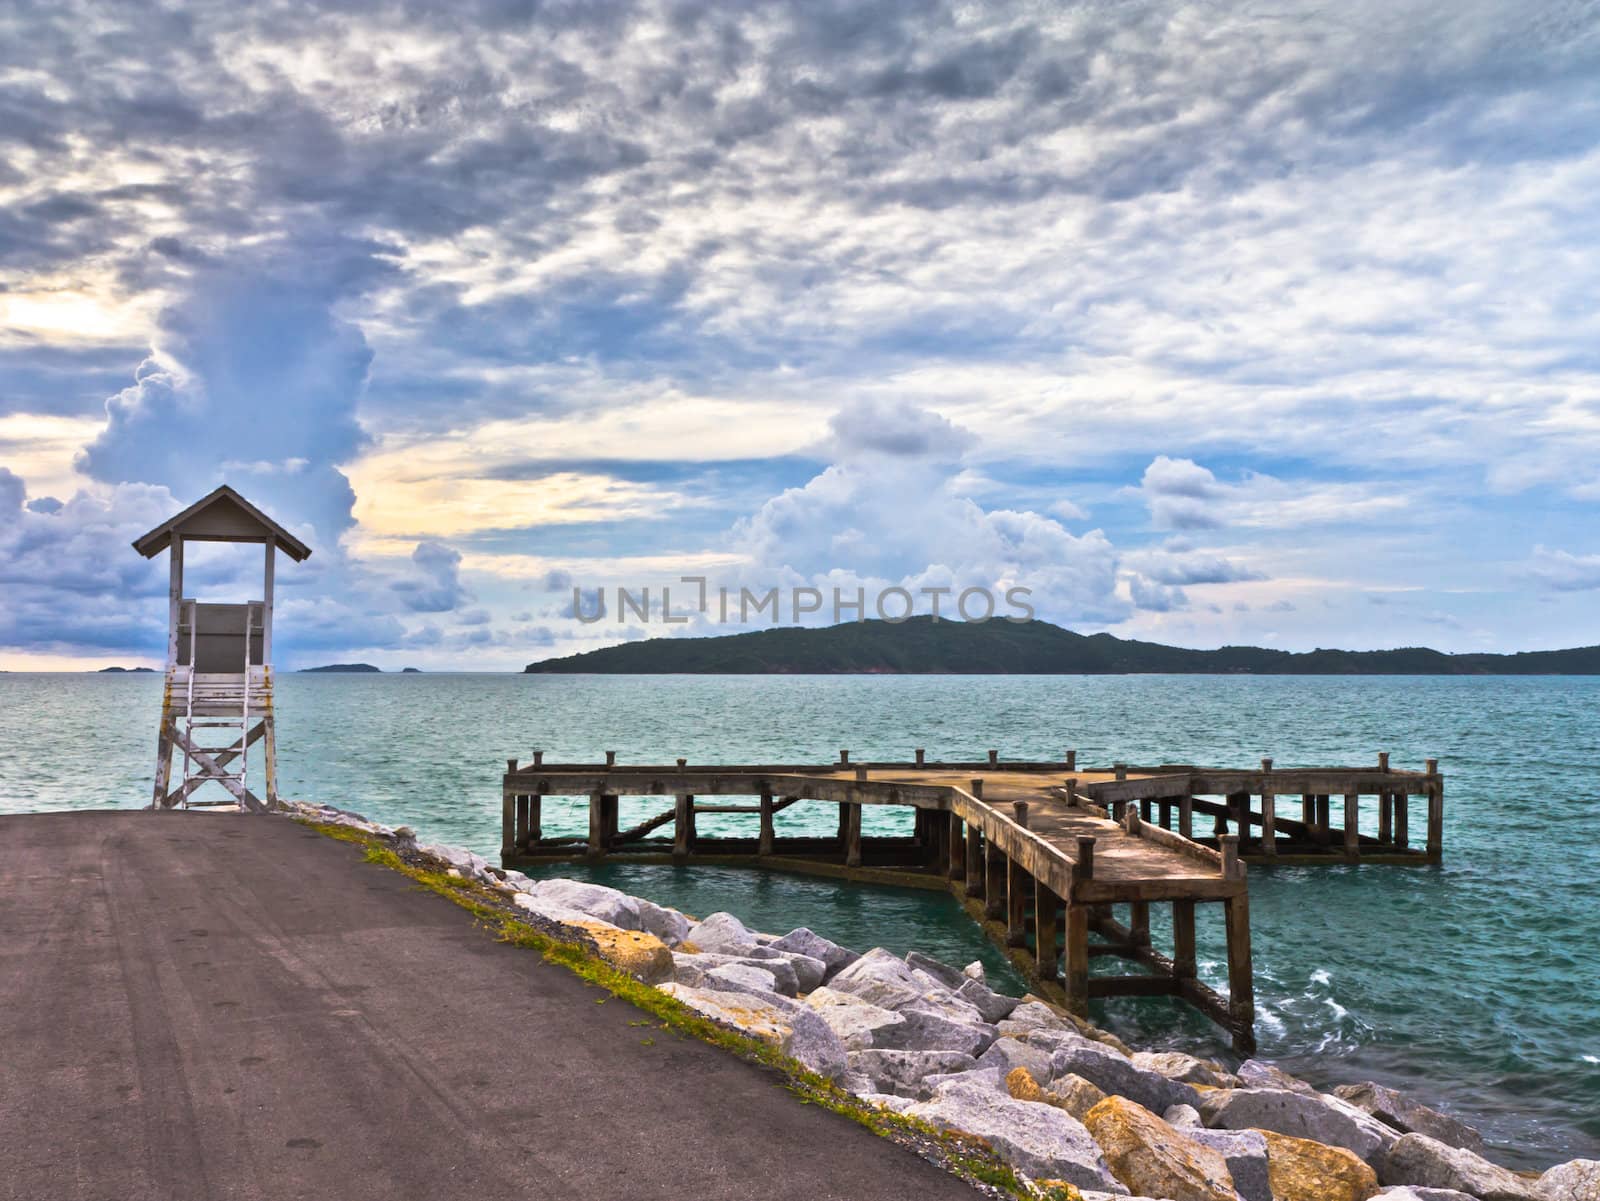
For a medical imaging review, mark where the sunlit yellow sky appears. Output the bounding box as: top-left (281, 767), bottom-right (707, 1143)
top-left (3, 1), bottom-right (1599, 669)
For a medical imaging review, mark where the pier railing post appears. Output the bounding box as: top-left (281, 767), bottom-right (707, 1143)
top-left (1065, 749), bottom-right (1076, 771)
top-left (988, 749), bottom-right (998, 766)
top-left (914, 748), bottom-right (925, 766)
top-left (1220, 833), bottom-right (1240, 880)
top-left (758, 789), bottom-right (775, 856)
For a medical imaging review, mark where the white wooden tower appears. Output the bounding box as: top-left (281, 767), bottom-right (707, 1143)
top-left (133, 485), bottom-right (312, 812)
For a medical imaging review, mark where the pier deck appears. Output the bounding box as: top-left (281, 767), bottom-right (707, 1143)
top-left (504, 752), bottom-right (1444, 1054)
top-left (0, 812), bottom-right (981, 1201)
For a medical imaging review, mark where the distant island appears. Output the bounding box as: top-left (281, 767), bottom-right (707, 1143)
top-left (524, 616), bottom-right (1600, 675)
top-left (98, 666), bottom-right (156, 673)
top-left (301, 663), bottom-right (383, 673)
top-left (401, 667), bottom-right (422, 673)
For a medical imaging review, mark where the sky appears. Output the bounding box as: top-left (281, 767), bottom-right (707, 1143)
top-left (2, 0), bottom-right (1599, 670)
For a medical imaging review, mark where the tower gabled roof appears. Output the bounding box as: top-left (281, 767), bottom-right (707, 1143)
top-left (132, 484), bottom-right (313, 562)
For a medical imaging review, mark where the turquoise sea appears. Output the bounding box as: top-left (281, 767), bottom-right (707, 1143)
top-left (2, 671), bottom-right (1596, 1169)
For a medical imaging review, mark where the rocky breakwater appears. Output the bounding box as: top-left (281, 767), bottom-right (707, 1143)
top-left (289, 804), bottom-right (1600, 1201)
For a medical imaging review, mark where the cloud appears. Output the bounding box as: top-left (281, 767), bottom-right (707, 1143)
top-left (4, 0), bottom-right (1600, 662)
top-left (77, 236), bottom-right (388, 546)
top-left (393, 542), bottom-right (470, 612)
top-left (731, 402), bottom-right (1124, 624)
top-left (1529, 546), bottom-right (1600, 592)
top-left (1135, 457), bottom-right (1412, 531)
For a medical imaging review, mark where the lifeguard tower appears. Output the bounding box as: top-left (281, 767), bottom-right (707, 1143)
top-left (133, 485), bottom-right (311, 812)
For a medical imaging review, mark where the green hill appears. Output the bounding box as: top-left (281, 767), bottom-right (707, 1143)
top-left (523, 617), bottom-right (1600, 675)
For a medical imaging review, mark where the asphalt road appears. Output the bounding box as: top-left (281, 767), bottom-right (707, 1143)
top-left (0, 812), bottom-right (981, 1201)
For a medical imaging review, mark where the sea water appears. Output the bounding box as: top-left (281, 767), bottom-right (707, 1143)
top-left (1, 670), bottom-right (1596, 1168)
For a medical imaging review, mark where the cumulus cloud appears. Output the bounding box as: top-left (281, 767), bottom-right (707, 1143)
top-left (732, 402), bottom-right (1120, 623)
top-left (77, 236), bottom-right (388, 546)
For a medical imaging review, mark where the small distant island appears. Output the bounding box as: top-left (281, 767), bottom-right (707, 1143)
top-left (301, 663), bottom-right (384, 673)
top-left (524, 616), bottom-right (1600, 675)
top-left (99, 666), bottom-right (156, 673)
top-left (401, 667), bottom-right (422, 673)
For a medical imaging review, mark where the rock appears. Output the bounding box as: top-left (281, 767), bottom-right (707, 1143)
top-left (906, 950), bottom-right (968, 989)
top-left (1236, 1058), bottom-right (1317, 1094)
top-left (1052, 1041), bottom-right (1201, 1116)
top-left (1000, 1000), bottom-right (1076, 1036)
top-left (828, 948), bottom-right (986, 1026)
top-left (704, 962), bottom-right (784, 996)
top-left (685, 911), bottom-right (762, 954)
top-left (976, 1036), bottom-right (1057, 1082)
top-left (962, 960), bottom-right (987, 983)
top-left (907, 1078), bottom-right (1124, 1193)
top-left (769, 928), bottom-right (859, 979)
top-left (1084, 1095), bottom-right (1239, 1201)
top-left (846, 1049), bottom-right (979, 1098)
top-left (576, 925), bottom-right (675, 984)
top-left (500, 868), bottom-right (536, 891)
top-left (872, 1005), bottom-right (996, 1056)
top-left (1333, 1082), bottom-right (1486, 1155)
top-left (1374, 1189), bottom-right (1482, 1200)
top-left (635, 899), bottom-right (691, 947)
top-left (804, 987), bottom-right (906, 1051)
top-left (925, 1065), bottom-right (1008, 1096)
top-left (770, 949), bottom-right (828, 993)
top-left (1007, 1066), bottom-right (1048, 1102)
top-left (1134, 1050), bottom-right (1237, 1088)
top-left (658, 984), bottom-right (847, 1079)
top-left (1538, 1159), bottom-right (1600, 1201)
top-left (956, 976), bottom-right (1020, 1023)
top-left (534, 879), bottom-right (641, 929)
top-left (1380, 1133), bottom-right (1541, 1201)
top-left (1166, 1104), bottom-right (1203, 1127)
top-left (1048, 1073), bottom-right (1110, 1122)
top-left (1258, 1128), bottom-right (1380, 1201)
top-left (671, 952), bottom-right (799, 996)
top-left (1185, 1126), bottom-right (1271, 1201)
top-left (512, 891), bottom-right (616, 930)
top-left (1201, 1087), bottom-right (1397, 1166)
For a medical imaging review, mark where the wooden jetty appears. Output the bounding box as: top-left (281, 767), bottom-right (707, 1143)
top-left (502, 751), bottom-right (1443, 1053)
